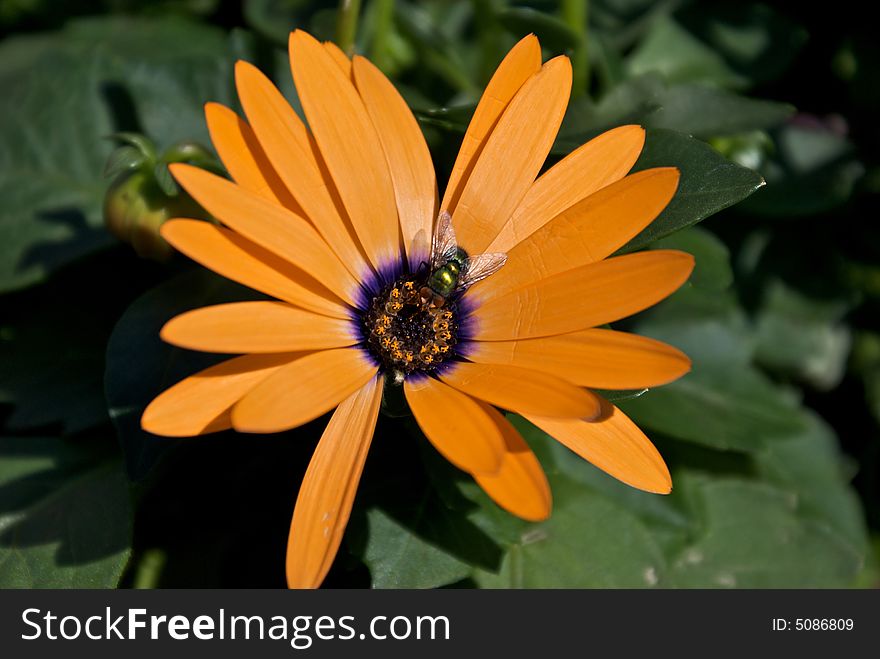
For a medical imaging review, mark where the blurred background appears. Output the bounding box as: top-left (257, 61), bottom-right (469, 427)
top-left (0, 0), bottom-right (878, 588)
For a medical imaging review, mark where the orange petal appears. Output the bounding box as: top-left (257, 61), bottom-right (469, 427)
top-left (404, 376), bottom-right (504, 474)
top-left (170, 164), bottom-right (359, 306)
top-left (440, 361), bottom-right (600, 419)
top-left (472, 250), bottom-right (695, 340)
top-left (451, 57), bottom-right (572, 254)
top-left (526, 401), bottom-right (672, 494)
top-left (442, 34), bottom-right (542, 215)
top-left (232, 348), bottom-right (377, 433)
top-left (473, 407), bottom-right (551, 521)
top-left (323, 40), bottom-right (352, 77)
top-left (160, 301), bottom-right (357, 354)
top-left (489, 125), bottom-right (647, 252)
top-left (286, 375), bottom-right (382, 589)
top-left (466, 328), bottom-right (691, 389)
top-left (290, 30), bottom-right (400, 268)
top-left (141, 353), bottom-right (298, 437)
top-left (476, 168), bottom-right (680, 299)
top-left (353, 55), bottom-right (437, 268)
top-left (161, 220), bottom-right (347, 319)
top-left (234, 60), bottom-right (369, 278)
top-left (204, 102), bottom-right (300, 211)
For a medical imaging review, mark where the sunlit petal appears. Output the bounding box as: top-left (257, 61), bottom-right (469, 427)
top-left (161, 220), bottom-right (347, 319)
top-left (526, 400), bottom-right (672, 494)
top-left (440, 361), bottom-right (601, 419)
top-left (489, 125), bottom-right (647, 252)
top-left (161, 302), bottom-right (357, 353)
top-left (404, 376), bottom-right (505, 475)
top-left (474, 407), bottom-right (552, 522)
top-left (472, 250), bottom-right (695, 340)
top-left (465, 328), bottom-right (691, 389)
top-left (232, 348), bottom-right (377, 433)
top-left (286, 375), bottom-right (382, 589)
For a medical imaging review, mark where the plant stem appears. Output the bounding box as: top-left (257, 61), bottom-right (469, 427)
top-left (562, 0), bottom-right (589, 96)
top-left (371, 0), bottom-right (395, 72)
top-left (472, 0), bottom-right (503, 86)
top-left (132, 549), bottom-right (166, 589)
top-left (335, 0), bottom-right (362, 56)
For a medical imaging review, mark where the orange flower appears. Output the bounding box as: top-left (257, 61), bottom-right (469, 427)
top-left (141, 31), bottom-right (694, 588)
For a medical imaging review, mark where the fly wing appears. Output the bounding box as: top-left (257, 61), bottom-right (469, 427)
top-left (459, 252), bottom-right (508, 289)
top-left (409, 228), bottom-right (430, 269)
top-left (431, 210), bottom-right (458, 268)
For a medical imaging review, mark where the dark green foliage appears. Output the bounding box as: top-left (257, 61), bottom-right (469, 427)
top-left (0, 0), bottom-right (876, 589)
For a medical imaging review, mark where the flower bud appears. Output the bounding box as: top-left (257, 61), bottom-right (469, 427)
top-left (102, 135), bottom-right (216, 261)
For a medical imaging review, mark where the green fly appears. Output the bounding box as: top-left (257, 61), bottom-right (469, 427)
top-left (419, 211), bottom-right (508, 309)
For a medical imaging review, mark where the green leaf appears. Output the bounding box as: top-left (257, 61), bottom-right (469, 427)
top-left (105, 269), bottom-right (260, 480)
top-left (557, 76), bottom-right (792, 145)
top-left (0, 437), bottom-right (132, 588)
top-left (754, 413), bottom-right (868, 552)
top-left (620, 129), bottom-right (765, 251)
top-left (469, 417), bottom-right (866, 588)
top-left (850, 333), bottom-right (880, 423)
top-left (555, 74), bottom-right (666, 147)
top-left (472, 474), bottom-right (669, 587)
top-left (153, 161), bottom-right (178, 197)
top-left (646, 83), bottom-right (793, 138)
top-left (743, 123), bottom-right (864, 217)
top-left (594, 388), bottom-right (648, 403)
top-left (103, 145), bottom-right (148, 179)
top-left (626, 14), bottom-right (745, 89)
top-left (496, 7), bottom-right (581, 52)
top-left (855, 537), bottom-right (880, 589)
top-left (0, 250), bottom-right (149, 434)
top-left (353, 425), bottom-right (505, 588)
top-left (676, 3), bottom-right (807, 87)
top-left (864, 367), bottom-right (880, 426)
top-left (464, 418), bottom-right (679, 587)
top-left (361, 508), bottom-right (473, 588)
top-left (0, 316), bottom-right (107, 434)
top-left (633, 284), bottom-right (754, 367)
top-left (752, 279), bottom-right (853, 390)
top-left (628, 5), bottom-right (805, 90)
top-left (591, 0), bottom-right (675, 50)
top-left (651, 226), bottom-right (733, 291)
top-left (619, 363), bottom-right (809, 452)
top-left (669, 475), bottom-right (863, 587)
top-left (394, 1), bottom-right (480, 95)
top-left (107, 132), bottom-right (158, 160)
top-left (0, 16), bottom-right (233, 293)
top-left (243, 0), bottom-right (311, 45)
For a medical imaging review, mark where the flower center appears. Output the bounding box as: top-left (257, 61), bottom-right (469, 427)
top-left (362, 274), bottom-right (459, 376)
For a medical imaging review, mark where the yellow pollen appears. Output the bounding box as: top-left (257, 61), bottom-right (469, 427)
top-left (363, 274), bottom-right (460, 375)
